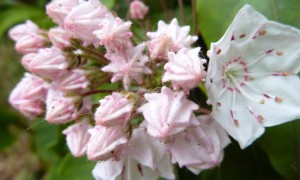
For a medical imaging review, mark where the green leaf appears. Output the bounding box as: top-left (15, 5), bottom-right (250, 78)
top-left (101, 0), bottom-right (116, 9)
top-left (258, 120), bottom-right (300, 180)
top-left (0, 5), bottom-right (45, 38)
top-left (200, 141), bottom-right (282, 180)
top-left (55, 154), bottom-right (95, 180)
top-left (0, 127), bottom-right (17, 152)
top-left (33, 120), bottom-right (60, 165)
top-left (197, 0), bottom-right (300, 46)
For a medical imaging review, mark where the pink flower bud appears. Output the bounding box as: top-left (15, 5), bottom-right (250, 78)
top-left (87, 125), bottom-right (128, 161)
top-left (9, 20), bottom-right (39, 41)
top-left (29, 47), bottom-right (68, 80)
top-left (146, 34), bottom-right (172, 59)
top-left (48, 27), bottom-right (72, 49)
top-left (64, 0), bottom-right (108, 46)
top-left (63, 121), bottom-right (92, 157)
top-left (9, 73), bottom-right (48, 119)
top-left (54, 69), bottom-right (89, 93)
top-left (21, 53), bottom-right (36, 71)
top-left (94, 93), bottom-right (133, 127)
top-left (130, 0), bottom-right (149, 20)
top-left (94, 14), bottom-right (132, 52)
top-left (147, 18), bottom-right (197, 59)
top-left (102, 43), bottom-right (151, 90)
top-left (138, 86), bottom-right (198, 138)
top-left (46, 0), bottom-right (80, 26)
top-left (163, 48), bottom-right (207, 94)
top-left (15, 34), bottom-right (47, 54)
top-left (45, 87), bottom-right (81, 124)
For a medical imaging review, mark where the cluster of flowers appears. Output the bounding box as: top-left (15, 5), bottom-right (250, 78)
top-left (8, 0), bottom-right (300, 179)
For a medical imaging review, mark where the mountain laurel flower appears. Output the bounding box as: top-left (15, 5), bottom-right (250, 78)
top-left (87, 125), bottom-right (128, 161)
top-left (46, 0), bottom-right (80, 26)
top-left (29, 46), bottom-right (68, 80)
top-left (138, 86), bottom-right (198, 138)
top-left (9, 73), bottom-right (48, 119)
top-left (48, 27), bottom-right (72, 49)
top-left (170, 115), bottom-right (230, 174)
top-left (95, 93), bottom-right (133, 127)
top-left (130, 0), bottom-right (149, 20)
top-left (15, 34), bottom-right (48, 54)
top-left (54, 69), bottom-right (89, 94)
top-left (64, 0), bottom-right (108, 46)
top-left (205, 4), bottom-right (300, 148)
top-left (21, 53), bottom-right (37, 71)
top-left (163, 48), bottom-right (207, 94)
top-left (45, 87), bottom-right (82, 124)
top-left (63, 121), bottom-right (92, 157)
top-left (93, 14), bottom-right (132, 53)
top-left (102, 43), bottom-right (151, 90)
top-left (9, 20), bottom-right (39, 41)
top-left (126, 127), bottom-right (175, 179)
top-left (147, 18), bottom-right (197, 59)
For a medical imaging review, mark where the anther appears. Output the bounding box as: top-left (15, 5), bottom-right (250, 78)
top-left (275, 97), bottom-right (283, 103)
top-left (258, 30), bottom-right (266, 35)
top-left (259, 99), bottom-right (265, 104)
top-left (239, 33), bottom-right (246, 39)
top-left (276, 51), bottom-right (284, 56)
top-left (257, 115), bottom-right (264, 123)
top-left (216, 48), bottom-right (221, 55)
top-left (233, 119), bottom-right (239, 127)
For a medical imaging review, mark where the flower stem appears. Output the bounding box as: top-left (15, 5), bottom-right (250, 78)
top-left (192, 0), bottom-right (199, 34)
top-left (178, 0), bottom-right (186, 24)
top-left (159, 0), bottom-right (172, 20)
top-left (82, 89), bottom-right (112, 97)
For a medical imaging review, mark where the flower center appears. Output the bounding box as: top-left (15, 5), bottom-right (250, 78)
top-left (222, 57), bottom-right (248, 92)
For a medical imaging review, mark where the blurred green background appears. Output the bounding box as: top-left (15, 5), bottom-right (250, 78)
top-left (0, 0), bottom-right (299, 179)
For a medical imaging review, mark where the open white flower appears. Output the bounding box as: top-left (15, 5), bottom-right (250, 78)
top-left (205, 4), bottom-right (300, 148)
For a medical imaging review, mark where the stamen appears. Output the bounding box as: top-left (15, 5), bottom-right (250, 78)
top-left (216, 48), bottom-right (221, 55)
top-left (248, 107), bottom-right (264, 124)
top-left (258, 30), bottom-right (266, 35)
top-left (263, 93), bottom-right (283, 103)
top-left (230, 90), bottom-right (239, 127)
top-left (239, 33), bottom-right (246, 39)
top-left (228, 74), bottom-right (261, 103)
top-left (276, 51), bottom-right (284, 56)
top-left (275, 97), bottom-right (283, 103)
top-left (272, 72), bottom-right (290, 76)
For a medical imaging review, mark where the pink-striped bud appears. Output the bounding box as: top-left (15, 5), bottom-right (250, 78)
top-left (94, 14), bottom-right (132, 53)
top-left (45, 87), bottom-right (81, 124)
top-left (94, 93), bottom-right (133, 127)
top-left (63, 121), bottom-right (92, 157)
top-left (54, 69), bottom-right (89, 94)
top-left (46, 0), bottom-right (80, 26)
top-left (163, 48), bottom-right (207, 94)
top-left (48, 27), bottom-right (72, 49)
top-left (9, 20), bottom-right (39, 41)
top-left (138, 86), bottom-right (198, 138)
top-left (15, 34), bottom-right (47, 54)
top-left (87, 125), bottom-right (128, 161)
top-left (9, 73), bottom-right (48, 119)
top-left (29, 47), bottom-right (68, 80)
top-left (64, 0), bottom-right (108, 46)
top-left (130, 0), bottom-right (149, 20)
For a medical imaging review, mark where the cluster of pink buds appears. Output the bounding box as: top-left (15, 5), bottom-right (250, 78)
top-left (8, 0), bottom-right (300, 179)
